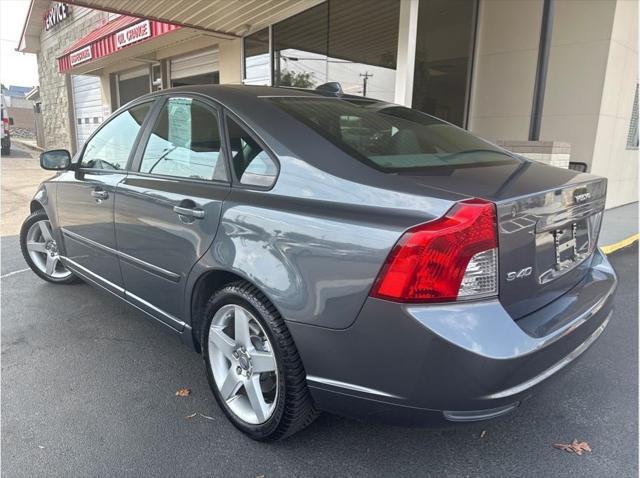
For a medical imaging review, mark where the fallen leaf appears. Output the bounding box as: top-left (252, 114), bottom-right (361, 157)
top-left (480, 430), bottom-right (487, 438)
top-left (553, 439), bottom-right (592, 455)
top-left (175, 387), bottom-right (191, 397)
top-left (184, 412), bottom-right (197, 419)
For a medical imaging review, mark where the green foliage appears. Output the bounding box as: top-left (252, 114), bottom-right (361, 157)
top-left (278, 70), bottom-right (315, 89)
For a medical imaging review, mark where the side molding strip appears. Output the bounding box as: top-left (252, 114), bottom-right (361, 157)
top-left (61, 228), bottom-right (180, 283)
top-left (61, 255), bottom-right (186, 332)
top-left (306, 375), bottom-right (401, 399)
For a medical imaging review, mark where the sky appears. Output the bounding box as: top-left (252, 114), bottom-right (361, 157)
top-left (0, 0), bottom-right (39, 88)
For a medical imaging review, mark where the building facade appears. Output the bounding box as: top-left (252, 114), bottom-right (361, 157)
top-left (18, 0), bottom-right (638, 207)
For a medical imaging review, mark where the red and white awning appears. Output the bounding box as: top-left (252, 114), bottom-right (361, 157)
top-left (57, 16), bottom-right (181, 73)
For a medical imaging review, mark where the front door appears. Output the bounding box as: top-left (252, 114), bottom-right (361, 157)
top-left (57, 101), bottom-right (154, 294)
top-left (114, 96), bottom-right (230, 329)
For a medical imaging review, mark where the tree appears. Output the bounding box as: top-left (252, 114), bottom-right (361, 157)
top-left (278, 70), bottom-right (315, 89)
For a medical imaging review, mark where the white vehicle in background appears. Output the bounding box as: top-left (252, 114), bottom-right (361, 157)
top-left (1, 94), bottom-right (12, 155)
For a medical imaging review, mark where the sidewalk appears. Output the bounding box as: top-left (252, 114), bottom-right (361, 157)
top-left (11, 137), bottom-right (43, 153)
top-left (599, 201), bottom-right (638, 252)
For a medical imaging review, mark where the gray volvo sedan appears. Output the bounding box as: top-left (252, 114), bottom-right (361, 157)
top-left (21, 85), bottom-right (617, 441)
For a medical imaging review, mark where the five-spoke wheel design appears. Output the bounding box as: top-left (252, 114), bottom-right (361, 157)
top-left (25, 219), bottom-right (71, 280)
top-left (207, 304), bottom-right (278, 425)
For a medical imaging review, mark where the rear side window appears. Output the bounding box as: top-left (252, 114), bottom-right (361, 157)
top-left (81, 102), bottom-right (151, 170)
top-left (268, 98), bottom-right (517, 172)
top-left (139, 98), bottom-right (226, 181)
top-left (226, 116), bottom-right (277, 188)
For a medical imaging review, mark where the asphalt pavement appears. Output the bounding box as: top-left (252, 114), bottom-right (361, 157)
top-left (1, 236), bottom-right (637, 477)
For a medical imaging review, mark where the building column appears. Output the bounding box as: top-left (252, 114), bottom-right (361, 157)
top-left (394, 0), bottom-right (419, 106)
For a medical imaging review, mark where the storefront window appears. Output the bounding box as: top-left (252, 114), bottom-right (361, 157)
top-left (151, 64), bottom-right (162, 91)
top-left (412, 0), bottom-right (477, 127)
top-left (118, 67), bottom-right (150, 107)
top-left (273, 4), bottom-right (328, 89)
top-left (327, 0), bottom-right (398, 101)
top-left (244, 28), bottom-right (270, 85)
top-left (272, 1), bottom-right (399, 102)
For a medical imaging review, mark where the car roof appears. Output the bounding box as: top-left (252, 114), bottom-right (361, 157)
top-left (149, 84), bottom-right (382, 102)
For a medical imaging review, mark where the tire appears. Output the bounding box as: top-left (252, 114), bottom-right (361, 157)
top-left (1, 146), bottom-right (9, 156)
top-left (20, 210), bottom-right (79, 284)
top-left (201, 282), bottom-right (319, 441)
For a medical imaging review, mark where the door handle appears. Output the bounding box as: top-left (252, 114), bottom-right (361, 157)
top-left (91, 189), bottom-right (109, 201)
top-left (173, 205), bottom-right (206, 219)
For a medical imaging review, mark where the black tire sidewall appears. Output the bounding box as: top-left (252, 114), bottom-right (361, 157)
top-left (201, 285), bottom-right (288, 441)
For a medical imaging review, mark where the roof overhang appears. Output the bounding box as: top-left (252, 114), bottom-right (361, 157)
top-left (58, 0), bottom-right (323, 36)
top-left (17, 0), bottom-right (49, 53)
top-left (25, 86), bottom-right (40, 101)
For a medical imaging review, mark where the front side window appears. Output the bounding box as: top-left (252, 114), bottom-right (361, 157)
top-left (80, 102), bottom-right (151, 170)
top-left (226, 116), bottom-right (278, 188)
top-left (269, 97), bottom-right (517, 171)
top-left (139, 98), bottom-right (226, 181)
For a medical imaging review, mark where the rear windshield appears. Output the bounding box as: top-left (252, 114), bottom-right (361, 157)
top-left (268, 97), bottom-right (518, 172)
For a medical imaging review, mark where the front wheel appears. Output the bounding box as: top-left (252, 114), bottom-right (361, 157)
top-left (202, 282), bottom-right (318, 441)
top-left (20, 210), bottom-right (78, 284)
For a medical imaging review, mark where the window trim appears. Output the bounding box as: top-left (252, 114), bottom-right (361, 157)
top-left (76, 98), bottom-right (156, 173)
top-left (129, 94), bottom-right (231, 184)
top-left (221, 110), bottom-right (281, 191)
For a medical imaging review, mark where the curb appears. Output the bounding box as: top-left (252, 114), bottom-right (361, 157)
top-left (12, 139), bottom-right (44, 153)
top-left (601, 234), bottom-right (639, 255)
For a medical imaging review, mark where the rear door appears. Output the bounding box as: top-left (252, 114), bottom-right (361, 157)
top-left (57, 100), bottom-right (154, 294)
top-left (114, 95), bottom-right (230, 329)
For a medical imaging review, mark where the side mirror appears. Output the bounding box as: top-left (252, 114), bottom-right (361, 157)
top-left (8, 117), bottom-right (14, 126)
top-left (40, 149), bottom-right (71, 170)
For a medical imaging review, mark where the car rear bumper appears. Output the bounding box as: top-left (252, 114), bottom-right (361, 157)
top-left (288, 248), bottom-right (617, 426)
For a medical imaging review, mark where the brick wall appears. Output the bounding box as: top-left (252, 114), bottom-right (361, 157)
top-left (37, 7), bottom-right (108, 152)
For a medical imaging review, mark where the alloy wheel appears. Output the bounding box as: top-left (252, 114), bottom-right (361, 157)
top-left (25, 219), bottom-right (72, 280)
top-left (208, 304), bottom-right (279, 425)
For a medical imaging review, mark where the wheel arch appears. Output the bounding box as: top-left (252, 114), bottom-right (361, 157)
top-left (30, 199), bottom-right (45, 213)
top-left (189, 268), bottom-right (286, 354)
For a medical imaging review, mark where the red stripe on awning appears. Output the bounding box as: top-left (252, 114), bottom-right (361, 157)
top-left (57, 15), bottom-right (180, 73)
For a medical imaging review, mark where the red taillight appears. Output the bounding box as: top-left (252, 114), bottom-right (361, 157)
top-left (370, 198), bottom-right (498, 303)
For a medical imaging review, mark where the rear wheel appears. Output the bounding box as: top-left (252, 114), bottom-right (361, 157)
top-left (202, 282), bottom-right (318, 441)
top-left (20, 210), bottom-right (78, 284)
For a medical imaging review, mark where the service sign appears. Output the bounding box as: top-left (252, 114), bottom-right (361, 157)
top-left (116, 20), bottom-right (151, 49)
top-left (69, 46), bottom-right (92, 66)
top-left (45, 3), bottom-right (69, 31)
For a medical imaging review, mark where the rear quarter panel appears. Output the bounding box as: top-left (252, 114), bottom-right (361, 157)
top-left (189, 90), bottom-right (461, 329)
top-left (199, 154), bottom-right (454, 330)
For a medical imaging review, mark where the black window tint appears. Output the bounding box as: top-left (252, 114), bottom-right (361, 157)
top-left (81, 102), bottom-right (150, 170)
top-left (139, 98), bottom-right (226, 181)
top-left (226, 117), bottom-right (277, 187)
top-left (269, 98), bottom-right (517, 171)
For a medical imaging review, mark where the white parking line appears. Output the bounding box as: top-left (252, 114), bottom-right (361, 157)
top-left (0, 268), bottom-right (30, 279)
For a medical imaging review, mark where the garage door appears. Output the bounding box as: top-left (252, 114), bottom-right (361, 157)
top-left (72, 75), bottom-right (103, 150)
top-left (170, 48), bottom-right (219, 86)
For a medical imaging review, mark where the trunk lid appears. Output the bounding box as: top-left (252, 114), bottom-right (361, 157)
top-left (393, 160), bottom-right (606, 319)
top-left (494, 176), bottom-right (605, 319)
